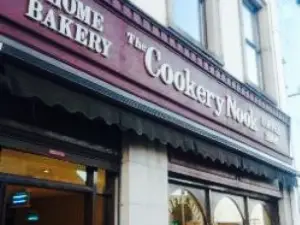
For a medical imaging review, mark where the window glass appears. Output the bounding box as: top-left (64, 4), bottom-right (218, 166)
top-left (170, 0), bottom-right (203, 42)
top-left (0, 149), bottom-right (86, 185)
top-left (95, 169), bottom-right (106, 194)
top-left (242, 5), bottom-right (255, 42)
top-left (250, 204), bottom-right (272, 225)
top-left (5, 184), bottom-right (84, 225)
top-left (245, 44), bottom-right (259, 86)
top-left (242, 1), bottom-right (262, 88)
top-left (169, 189), bottom-right (205, 225)
top-left (214, 197), bottom-right (243, 225)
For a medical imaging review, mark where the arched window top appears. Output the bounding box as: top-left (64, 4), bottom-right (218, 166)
top-left (169, 189), bottom-right (206, 225)
top-left (214, 197), bottom-right (243, 225)
top-left (250, 204), bottom-right (271, 225)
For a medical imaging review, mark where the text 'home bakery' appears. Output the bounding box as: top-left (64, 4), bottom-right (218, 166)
top-left (26, 0), bottom-right (112, 57)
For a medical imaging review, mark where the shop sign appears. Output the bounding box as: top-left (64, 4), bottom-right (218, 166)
top-left (0, 0), bottom-right (290, 155)
top-left (127, 32), bottom-right (281, 146)
top-left (26, 0), bottom-right (112, 58)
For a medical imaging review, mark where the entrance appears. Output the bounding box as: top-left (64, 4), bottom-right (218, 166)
top-left (0, 148), bottom-right (115, 225)
top-left (5, 185), bottom-right (84, 225)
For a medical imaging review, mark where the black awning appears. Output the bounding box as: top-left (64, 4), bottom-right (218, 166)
top-left (0, 43), bottom-right (297, 188)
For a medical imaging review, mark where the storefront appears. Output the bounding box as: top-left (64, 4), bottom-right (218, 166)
top-left (0, 0), bottom-right (297, 225)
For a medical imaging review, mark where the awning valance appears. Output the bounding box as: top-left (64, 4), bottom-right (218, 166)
top-left (0, 40), bottom-right (297, 188)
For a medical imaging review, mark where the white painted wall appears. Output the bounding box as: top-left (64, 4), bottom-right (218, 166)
top-left (120, 134), bottom-right (168, 225)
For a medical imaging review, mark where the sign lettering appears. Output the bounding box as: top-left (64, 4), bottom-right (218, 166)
top-left (26, 0), bottom-right (112, 57)
top-left (127, 32), bottom-right (281, 144)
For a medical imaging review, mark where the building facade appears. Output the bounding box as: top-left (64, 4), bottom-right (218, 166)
top-left (0, 0), bottom-right (297, 225)
top-left (276, 0), bottom-right (300, 223)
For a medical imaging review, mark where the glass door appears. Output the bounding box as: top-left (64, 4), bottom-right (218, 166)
top-left (4, 184), bottom-right (85, 225)
top-left (0, 148), bottom-right (116, 225)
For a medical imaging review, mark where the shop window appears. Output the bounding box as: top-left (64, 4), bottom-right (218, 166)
top-left (213, 197), bottom-right (243, 225)
top-left (242, 0), bottom-right (263, 88)
top-left (168, 0), bottom-right (206, 46)
top-left (250, 204), bottom-right (271, 225)
top-left (76, 168), bottom-right (106, 193)
top-left (169, 189), bottom-right (206, 225)
top-left (0, 148), bottom-right (87, 185)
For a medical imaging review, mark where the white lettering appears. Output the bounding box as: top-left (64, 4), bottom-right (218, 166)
top-left (25, 0), bottom-right (112, 58)
top-left (214, 97), bottom-right (224, 117)
top-left (26, 0), bottom-right (44, 22)
top-left (101, 38), bottom-right (112, 58)
top-left (127, 32), bottom-right (135, 45)
top-left (226, 96), bottom-right (257, 131)
top-left (47, 0), bottom-right (62, 8)
top-left (58, 14), bottom-right (74, 39)
top-left (183, 69), bottom-right (197, 100)
top-left (145, 47), bottom-right (161, 78)
top-left (62, 0), bottom-right (77, 15)
top-left (160, 64), bottom-right (174, 85)
top-left (88, 30), bottom-right (102, 53)
top-left (75, 23), bottom-right (89, 45)
top-left (92, 11), bottom-right (104, 32)
top-left (195, 86), bottom-right (207, 104)
top-left (75, 1), bottom-right (92, 25)
top-left (173, 71), bottom-right (185, 92)
top-left (41, 9), bottom-right (57, 31)
top-left (205, 91), bottom-right (214, 108)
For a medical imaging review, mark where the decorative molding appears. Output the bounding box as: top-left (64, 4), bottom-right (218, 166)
top-left (98, 0), bottom-right (290, 125)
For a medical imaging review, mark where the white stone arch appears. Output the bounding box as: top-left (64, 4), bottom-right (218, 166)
top-left (250, 203), bottom-right (272, 225)
top-left (169, 189), bottom-right (207, 225)
top-left (213, 196), bottom-right (244, 225)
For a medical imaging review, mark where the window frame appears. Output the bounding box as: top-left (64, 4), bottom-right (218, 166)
top-left (167, 0), bottom-right (207, 48)
top-left (242, 0), bottom-right (264, 89)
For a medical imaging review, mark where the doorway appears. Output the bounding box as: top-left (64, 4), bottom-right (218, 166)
top-left (0, 148), bottom-right (115, 225)
top-left (4, 184), bottom-right (84, 225)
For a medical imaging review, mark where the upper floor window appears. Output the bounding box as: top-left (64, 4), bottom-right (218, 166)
top-left (168, 0), bottom-right (206, 46)
top-left (242, 0), bottom-right (263, 88)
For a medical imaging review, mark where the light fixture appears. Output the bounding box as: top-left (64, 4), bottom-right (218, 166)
top-left (43, 169), bottom-right (50, 174)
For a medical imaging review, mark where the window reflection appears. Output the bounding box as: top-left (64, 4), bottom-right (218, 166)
top-left (242, 4), bottom-right (255, 42)
top-left (242, 1), bottom-right (262, 88)
top-left (170, 0), bottom-right (204, 43)
top-left (214, 197), bottom-right (243, 225)
top-left (245, 44), bottom-right (260, 86)
top-left (0, 149), bottom-right (86, 185)
top-left (76, 169), bottom-right (106, 193)
top-left (169, 189), bottom-right (205, 225)
top-left (250, 204), bottom-right (271, 225)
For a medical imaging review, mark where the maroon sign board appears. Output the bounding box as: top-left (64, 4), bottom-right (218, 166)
top-left (0, 0), bottom-right (291, 159)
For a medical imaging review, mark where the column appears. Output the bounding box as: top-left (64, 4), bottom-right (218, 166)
top-left (120, 133), bottom-right (169, 225)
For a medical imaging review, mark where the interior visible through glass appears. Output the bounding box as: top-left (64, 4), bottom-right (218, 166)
top-left (169, 189), bottom-right (205, 225)
top-left (0, 148), bottom-right (86, 185)
top-left (4, 184), bottom-right (84, 225)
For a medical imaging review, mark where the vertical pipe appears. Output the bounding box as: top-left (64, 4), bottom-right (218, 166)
top-left (205, 189), bottom-right (212, 225)
top-left (85, 166), bottom-right (96, 225)
top-left (244, 196), bottom-right (250, 225)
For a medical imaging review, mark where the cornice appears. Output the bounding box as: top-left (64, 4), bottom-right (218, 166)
top-left (98, 0), bottom-right (290, 125)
